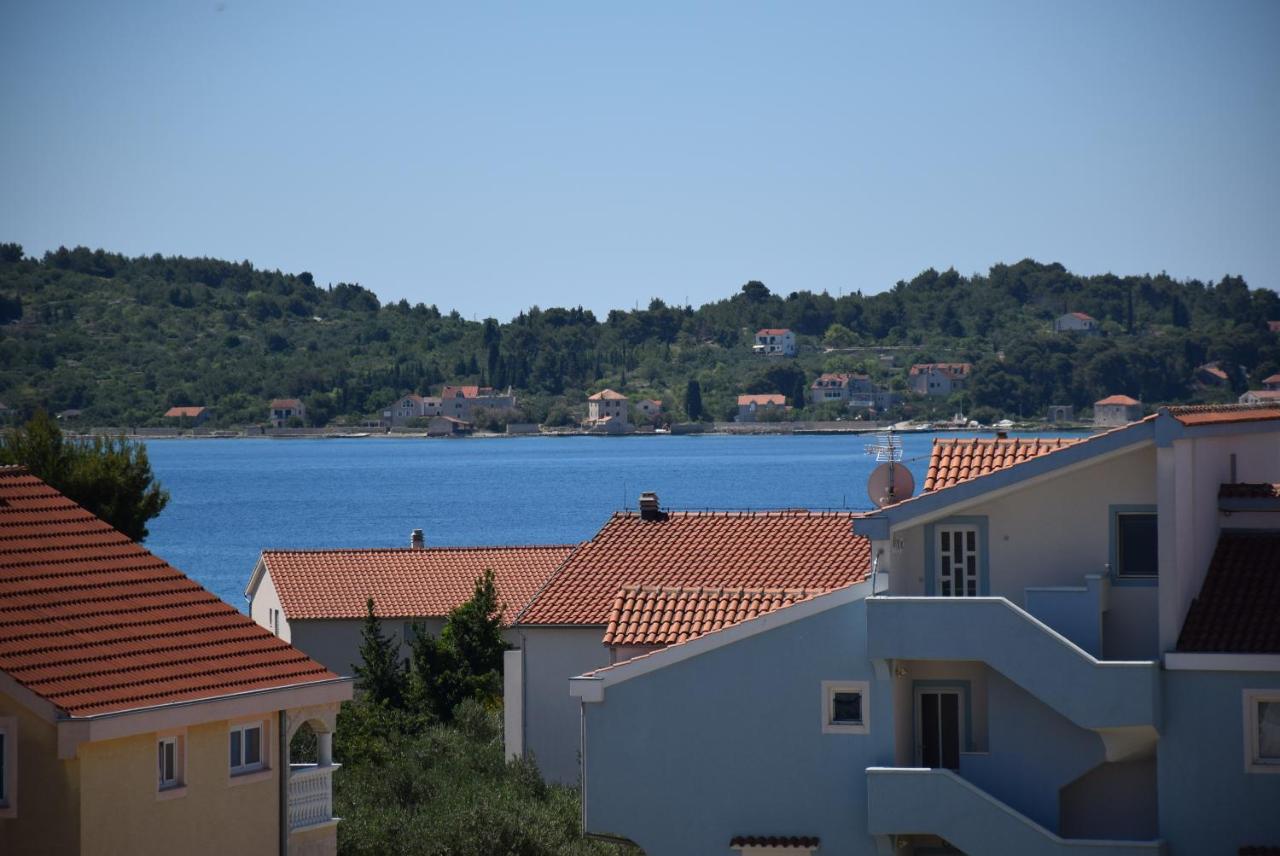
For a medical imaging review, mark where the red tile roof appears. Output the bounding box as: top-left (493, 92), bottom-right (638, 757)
top-left (811, 373), bottom-right (868, 389)
top-left (923, 437), bottom-right (1083, 492)
top-left (1095, 394), bottom-right (1140, 406)
top-left (603, 585), bottom-right (824, 647)
top-left (517, 510), bottom-right (871, 627)
top-left (441, 385), bottom-right (482, 399)
top-left (1265, 374), bottom-right (1280, 385)
top-left (269, 398), bottom-right (303, 409)
top-left (1176, 530), bottom-right (1280, 654)
top-left (1068, 312), bottom-right (1097, 322)
top-left (909, 362), bottom-right (972, 377)
top-left (588, 389), bottom-right (628, 401)
top-left (261, 545), bottom-right (576, 620)
top-left (0, 467), bottom-right (336, 717)
top-left (738, 394), bottom-right (786, 406)
top-left (163, 406), bottom-right (206, 418)
top-left (755, 328), bottom-right (791, 336)
top-left (1167, 403), bottom-right (1280, 426)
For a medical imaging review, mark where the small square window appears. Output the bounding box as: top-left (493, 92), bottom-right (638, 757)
top-left (1245, 691), bottom-right (1280, 773)
top-left (822, 681), bottom-right (870, 734)
top-left (230, 722), bottom-right (267, 775)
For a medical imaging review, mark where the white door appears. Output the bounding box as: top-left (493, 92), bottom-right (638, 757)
top-left (935, 525), bottom-right (980, 597)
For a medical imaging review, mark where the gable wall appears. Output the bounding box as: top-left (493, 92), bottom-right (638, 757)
top-left (0, 689), bottom-right (80, 855)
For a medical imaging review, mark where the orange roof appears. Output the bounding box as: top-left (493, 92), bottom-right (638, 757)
top-left (1264, 374), bottom-right (1280, 385)
top-left (517, 510), bottom-right (871, 626)
top-left (923, 437), bottom-right (1083, 492)
top-left (738, 394), bottom-right (786, 406)
top-left (1176, 530), bottom-right (1280, 653)
top-left (1067, 312), bottom-right (1097, 321)
top-left (756, 328), bottom-right (791, 336)
top-left (588, 389), bottom-right (628, 401)
top-left (441, 385), bottom-right (482, 399)
top-left (1167, 403), bottom-right (1280, 425)
top-left (909, 363), bottom-right (971, 377)
top-left (0, 467), bottom-right (335, 717)
top-left (269, 398), bottom-right (303, 409)
top-left (1095, 394), bottom-right (1140, 406)
top-left (603, 585), bottom-right (824, 647)
top-left (260, 545), bottom-right (576, 620)
top-left (164, 406), bottom-right (206, 418)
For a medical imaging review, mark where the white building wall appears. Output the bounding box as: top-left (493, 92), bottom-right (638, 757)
top-left (248, 567), bottom-right (290, 643)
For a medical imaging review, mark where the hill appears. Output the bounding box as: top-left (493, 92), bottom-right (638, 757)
top-left (2, 242), bottom-right (1279, 427)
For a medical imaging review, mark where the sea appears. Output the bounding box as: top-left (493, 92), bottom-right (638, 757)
top-left (141, 432), bottom-right (1069, 612)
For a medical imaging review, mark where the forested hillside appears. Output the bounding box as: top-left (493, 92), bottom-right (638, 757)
top-left (2, 242), bottom-right (1278, 426)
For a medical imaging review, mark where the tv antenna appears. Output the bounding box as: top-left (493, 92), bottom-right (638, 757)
top-left (864, 430), bottom-right (915, 508)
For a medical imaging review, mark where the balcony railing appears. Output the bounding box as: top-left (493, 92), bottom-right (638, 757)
top-left (289, 763), bottom-right (339, 831)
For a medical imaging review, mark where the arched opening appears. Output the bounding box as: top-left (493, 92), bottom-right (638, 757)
top-left (290, 721), bottom-right (317, 764)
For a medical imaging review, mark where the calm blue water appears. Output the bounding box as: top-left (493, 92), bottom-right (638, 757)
top-left (140, 433), bottom-right (1059, 611)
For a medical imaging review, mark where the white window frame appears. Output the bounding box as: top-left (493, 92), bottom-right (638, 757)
top-left (821, 680), bottom-right (869, 735)
top-left (936, 524), bottom-right (981, 597)
top-left (229, 720), bottom-right (269, 777)
top-left (1244, 689), bottom-right (1280, 774)
top-left (156, 729), bottom-right (187, 798)
top-left (0, 716), bottom-right (16, 817)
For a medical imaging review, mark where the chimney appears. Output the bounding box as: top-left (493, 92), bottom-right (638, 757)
top-left (410, 528), bottom-right (425, 549)
top-left (638, 492), bottom-right (665, 522)
top-left (996, 430), bottom-right (1008, 440)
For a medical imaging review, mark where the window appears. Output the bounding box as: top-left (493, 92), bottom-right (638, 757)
top-left (157, 735), bottom-right (183, 791)
top-left (822, 681), bottom-right (869, 734)
top-left (230, 722), bottom-right (266, 774)
top-left (937, 525), bottom-right (980, 597)
top-left (1115, 512), bottom-right (1158, 578)
top-left (268, 608), bottom-right (280, 636)
top-left (1245, 690), bottom-right (1280, 773)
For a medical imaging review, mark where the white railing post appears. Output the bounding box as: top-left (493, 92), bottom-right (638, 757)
top-left (287, 763), bottom-right (338, 831)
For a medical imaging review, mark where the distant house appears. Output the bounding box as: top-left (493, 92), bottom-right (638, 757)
top-left (1268, 321), bottom-right (1280, 334)
top-left (1053, 312), bottom-right (1100, 334)
top-left (753, 328), bottom-right (796, 357)
top-left (635, 399), bottom-right (663, 421)
top-left (427, 415), bottom-right (472, 436)
top-left (1263, 373), bottom-right (1280, 392)
top-left (810, 373), bottom-right (898, 411)
top-left (1093, 394), bottom-right (1142, 426)
top-left (1, 466), bottom-right (350, 855)
top-left (384, 393), bottom-right (443, 426)
top-left (1239, 389), bottom-right (1280, 406)
top-left (164, 405), bottom-right (210, 426)
top-left (1046, 404), bottom-right (1074, 423)
top-left (737, 394), bottom-right (787, 422)
top-left (1194, 363), bottom-right (1231, 388)
top-left (587, 389), bottom-right (630, 427)
top-left (439, 385), bottom-right (516, 422)
top-left (245, 540), bottom-right (575, 677)
top-left (908, 363), bottom-right (972, 397)
top-left (269, 398), bottom-right (306, 427)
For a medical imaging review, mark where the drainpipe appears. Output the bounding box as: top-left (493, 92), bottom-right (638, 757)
top-left (279, 710), bottom-right (288, 856)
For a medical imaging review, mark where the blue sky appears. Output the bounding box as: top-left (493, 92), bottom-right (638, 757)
top-left (2, 1), bottom-right (1277, 318)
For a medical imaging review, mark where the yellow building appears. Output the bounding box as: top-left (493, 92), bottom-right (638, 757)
top-left (0, 466), bottom-right (352, 855)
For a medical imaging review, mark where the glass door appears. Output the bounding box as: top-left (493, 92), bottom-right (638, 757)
top-left (916, 688), bottom-right (963, 770)
top-left (936, 526), bottom-right (980, 597)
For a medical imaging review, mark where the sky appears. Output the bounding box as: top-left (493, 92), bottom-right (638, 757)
top-left (2, 1), bottom-right (1278, 319)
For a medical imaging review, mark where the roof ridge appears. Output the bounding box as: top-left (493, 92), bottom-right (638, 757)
top-left (261, 543), bottom-right (577, 556)
top-left (511, 540), bottom-right (589, 625)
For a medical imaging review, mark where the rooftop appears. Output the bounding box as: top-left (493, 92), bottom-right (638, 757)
top-left (258, 544), bottom-right (577, 620)
top-left (163, 405), bottom-right (206, 418)
top-left (0, 466), bottom-right (335, 717)
top-left (588, 389), bottom-right (628, 401)
top-left (517, 509), bottom-right (871, 627)
top-left (755, 328), bottom-right (791, 336)
top-left (738, 394), bottom-right (786, 406)
top-left (923, 437), bottom-right (1083, 492)
top-left (1176, 530), bottom-right (1280, 654)
top-left (603, 585), bottom-right (824, 647)
top-left (1166, 402), bottom-right (1280, 425)
top-left (1095, 394), bottom-right (1140, 406)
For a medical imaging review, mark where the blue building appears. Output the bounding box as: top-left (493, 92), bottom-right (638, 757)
top-left (571, 405), bottom-right (1280, 855)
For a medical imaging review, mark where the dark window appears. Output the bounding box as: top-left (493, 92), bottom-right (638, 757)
top-left (1117, 513), bottom-right (1158, 577)
top-left (831, 692), bottom-right (862, 725)
top-left (0, 731), bottom-right (6, 802)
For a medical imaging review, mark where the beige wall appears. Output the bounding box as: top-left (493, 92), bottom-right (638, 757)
top-left (0, 690), bottom-right (81, 856)
top-left (250, 566), bottom-right (291, 643)
top-left (79, 713), bottom-right (281, 856)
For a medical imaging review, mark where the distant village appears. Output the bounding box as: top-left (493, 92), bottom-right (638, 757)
top-left (45, 314), bottom-right (1280, 439)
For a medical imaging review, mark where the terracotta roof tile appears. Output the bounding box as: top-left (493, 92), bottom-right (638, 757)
top-left (738, 394), bottom-right (786, 406)
top-left (262, 545), bottom-right (575, 620)
top-left (1176, 530), bottom-right (1280, 654)
top-left (1095, 394), bottom-right (1140, 406)
top-left (909, 363), bottom-right (971, 377)
top-left (923, 437), bottom-right (1082, 492)
top-left (0, 466), bottom-right (336, 717)
top-left (588, 389), bottom-right (628, 401)
top-left (163, 406), bottom-right (206, 418)
top-left (603, 585), bottom-right (824, 647)
top-left (517, 511), bottom-right (871, 627)
top-left (755, 328), bottom-right (791, 336)
top-left (1166, 403), bottom-right (1280, 426)
top-left (269, 398), bottom-right (303, 409)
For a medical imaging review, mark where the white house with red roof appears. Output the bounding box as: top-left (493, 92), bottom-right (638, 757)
top-left (269, 397), bottom-right (306, 427)
top-left (570, 406), bottom-right (1280, 854)
top-left (908, 363), bottom-right (972, 396)
top-left (244, 540), bottom-right (575, 677)
top-left (383, 392), bottom-right (443, 426)
top-left (753, 328), bottom-right (797, 356)
top-left (736, 393), bottom-right (787, 422)
top-left (0, 466), bottom-right (351, 856)
top-left (438, 385), bottom-right (516, 422)
top-left (1095, 394), bottom-right (1143, 426)
top-left (1053, 311), bottom-right (1101, 333)
top-left (586, 389), bottom-right (630, 427)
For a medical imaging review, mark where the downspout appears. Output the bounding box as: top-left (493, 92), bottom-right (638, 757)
top-left (278, 709), bottom-right (288, 856)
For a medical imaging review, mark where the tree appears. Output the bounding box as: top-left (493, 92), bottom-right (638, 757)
top-left (352, 598), bottom-right (406, 707)
top-left (0, 411), bottom-right (169, 540)
top-left (685, 379), bottom-right (703, 421)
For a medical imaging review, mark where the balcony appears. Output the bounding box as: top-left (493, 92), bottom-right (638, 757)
top-left (288, 763), bottom-right (339, 832)
top-left (866, 597), bottom-right (1159, 735)
top-left (867, 767), bottom-right (1165, 855)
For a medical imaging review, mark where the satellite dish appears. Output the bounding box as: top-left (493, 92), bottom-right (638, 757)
top-left (868, 462), bottom-right (915, 508)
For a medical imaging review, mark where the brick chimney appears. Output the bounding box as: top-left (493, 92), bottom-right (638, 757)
top-left (410, 528), bottom-right (425, 549)
top-left (638, 492), bottom-right (666, 522)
